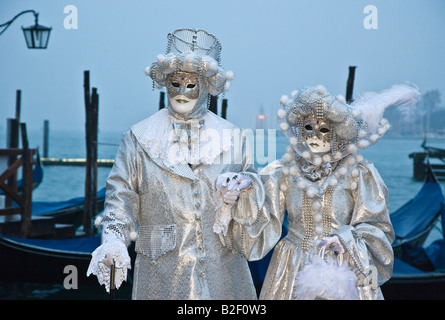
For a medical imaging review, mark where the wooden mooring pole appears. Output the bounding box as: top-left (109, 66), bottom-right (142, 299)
top-left (346, 66), bottom-right (356, 104)
top-left (209, 95), bottom-right (218, 115)
top-left (83, 71), bottom-right (99, 236)
top-left (221, 99), bottom-right (228, 120)
top-left (43, 120), bottom-right (49, 158)
top-left (159, 91), bottom-right (165, 110)
top-left (19, 123), bottom-right (32, 237)
top-left (5, 90), bottom-right (22, 208)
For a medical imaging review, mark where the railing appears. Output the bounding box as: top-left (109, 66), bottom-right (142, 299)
top-left (0, 123), bottom-right (35, 237)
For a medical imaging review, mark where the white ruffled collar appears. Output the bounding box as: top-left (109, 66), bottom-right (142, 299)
top-left (131, 109), bottom-right (234, 172)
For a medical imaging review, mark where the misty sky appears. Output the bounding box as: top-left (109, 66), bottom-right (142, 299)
top-left (1, 0), bottom-right (444, 135)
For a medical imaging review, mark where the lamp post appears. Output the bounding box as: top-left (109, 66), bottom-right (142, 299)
top-left (0, 10), bottom-right (52, 49)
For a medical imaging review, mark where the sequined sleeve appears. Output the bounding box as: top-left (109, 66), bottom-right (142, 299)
top-left (332, 160), bottom-right (395, 286)
top-left (101, 131), bottom-right (139, 246)
top-left (230, 160), bottom-right (286, 261)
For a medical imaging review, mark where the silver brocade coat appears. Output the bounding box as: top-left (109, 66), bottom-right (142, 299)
top-left (258, 157), bottom-right (395, 300)
top-left (100, 110), bottom-right (280, 300)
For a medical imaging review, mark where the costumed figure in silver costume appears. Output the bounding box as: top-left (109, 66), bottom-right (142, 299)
top-left (87, 28), bottom-right (279, 300)
top-left (259, 84), bottom-right (419, 300)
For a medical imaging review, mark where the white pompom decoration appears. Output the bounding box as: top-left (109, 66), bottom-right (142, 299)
top-left (328, 177), bottom-right (338, 186)
top-left (334, 152), bottom-right (343, 160)
top-left (129, 231), bottom-right (138, 241)
top-left (282, 166), bottom-right (290, 176)
top-left (115, 211), bottom-right (124, 220)
top-left (346, 156), bottom-right (356, 165)
top-left (277, 109), bottom-right (287, 119)
top-left (358, 139), bottom-right (370, 149)
top-left (358, 130), bottom-right (368, 138)
top-left (315, 226), bottom-right (324, 235)
top-left (282, 152), bottom-right (292, 162)
top-left (316, 85), bottom-right (327, 95)
top-left (184, 54), bottom-right (194, 63)
top-left (280, 95), bottom-right (289, 105)
top-left (347, 144), bottom-right (358, 154)
top-left (378, 127), bottom-right (387, 135)
top-left (370, 134), bottom-right (380, 142)
top-left (225, 70), bottom-right (235, 80)
top-left (156, 54), bottom-right (166, 63)
top-left (306, 187), bottom-right (317, 198)
top-left (312, 200), bottom-right (322, 211)
top-left (94, 215), bottom-right (103, 227)
top-left (322, 154), bottom-right (332, 163)
top-left (290, 166), bottom-right (298, 176)
top-left (280, 122), bottom-right (289, 131)
top-left (337, 95), bottom-right (346, 103)
top-left (352, 109), bottom-right (361, 118)
top-left (144, 66), bottom-right (151, 76)
top-left (297, 179), bottom-right (307, 190)
top-left (338, 167), bottom-right (347, 176)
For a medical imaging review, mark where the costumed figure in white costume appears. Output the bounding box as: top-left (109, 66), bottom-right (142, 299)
top-left (87, 28), bottom-right (280, 300)
top-left (259, 84), bottom-right (419, 300)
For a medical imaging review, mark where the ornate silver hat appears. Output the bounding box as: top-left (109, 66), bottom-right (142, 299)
top-left (146, 28), bottom-right (233, 96)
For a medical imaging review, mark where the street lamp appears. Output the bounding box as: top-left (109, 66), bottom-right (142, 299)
top-left (0, 10), bottom-right (52, 49)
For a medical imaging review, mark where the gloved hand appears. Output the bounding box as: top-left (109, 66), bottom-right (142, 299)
top-left (216, 172), bottom-right (252, 205)
top-left (87, 240), bottom-right (131, 292)
top-left (318, 235), bottom-right (345, 255)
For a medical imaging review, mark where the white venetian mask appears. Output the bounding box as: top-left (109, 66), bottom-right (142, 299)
top-left (302, 115), bottom-right (332, 154)
top-left (167, 72), bottom-right (199, 115)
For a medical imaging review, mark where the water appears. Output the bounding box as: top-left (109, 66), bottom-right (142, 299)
top-left (1, 127), bottom-right (444, 299)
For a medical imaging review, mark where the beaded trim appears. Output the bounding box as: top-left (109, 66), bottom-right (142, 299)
top-left (322, 188), bottom-right (333, 238)
top-left (301, 187), bottom-right (333, 252)
top-left (301, 191), bottom-right (313, 252)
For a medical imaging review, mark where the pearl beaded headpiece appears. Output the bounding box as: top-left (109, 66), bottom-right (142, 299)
top-left (278, 84), bottom-right (420, 165)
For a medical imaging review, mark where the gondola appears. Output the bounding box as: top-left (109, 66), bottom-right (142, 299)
top-left (31, 187), bottom-right (106, 227)
top-left (381, 161), bottom-right (445, 300)
top-left (391, 162), bottom-right (445, 258)
top-left (0, 233), bottom-right (135, 295)
top-left (381, 202), bottom-right (445, 300)
top-left (1, 187), bottom-right (106, 238)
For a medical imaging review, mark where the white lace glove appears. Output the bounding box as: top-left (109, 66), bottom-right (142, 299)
top-left (86, 240), bottom-right (131, 292)
top-left (213, 172), bottom-right (252, 244)
top-left (318, 235), bottom-right (345, 255)
top-left (216, 172), bottom-right (252, 205)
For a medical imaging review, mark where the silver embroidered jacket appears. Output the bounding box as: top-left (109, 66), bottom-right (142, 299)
top-left (258, 156), bottom-right (395, 300)
top-left (100, 109), bottom-right (279, 300)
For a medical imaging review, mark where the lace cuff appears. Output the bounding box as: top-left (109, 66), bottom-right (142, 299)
top-left (213, 173), bottom-right (236, 244)
top-left (87, 240), bottom-right (131, 292)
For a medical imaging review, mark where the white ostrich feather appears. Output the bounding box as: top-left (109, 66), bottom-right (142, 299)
top-left (293, 252), bottom-right (359, 300)
top-left (351, 84), bottom-right (420, 132)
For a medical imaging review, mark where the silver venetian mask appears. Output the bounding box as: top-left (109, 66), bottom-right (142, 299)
top-left (167, 72), bottom-right (200, 100)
